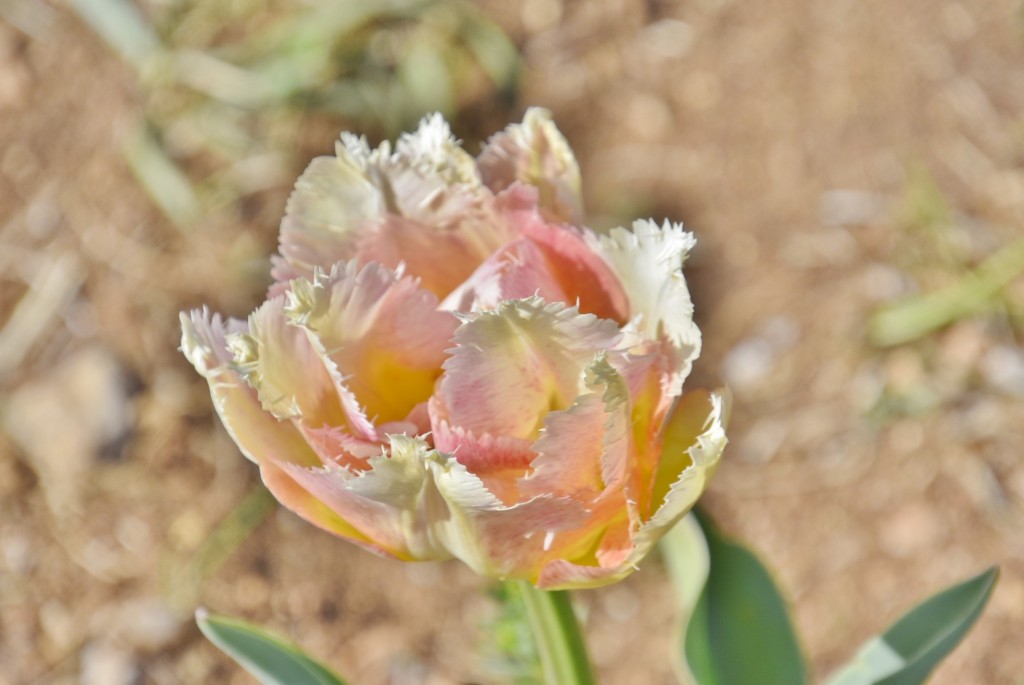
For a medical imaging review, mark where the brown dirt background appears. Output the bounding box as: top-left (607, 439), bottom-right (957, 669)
top-left (2, 0), bottom-right (1023, 683)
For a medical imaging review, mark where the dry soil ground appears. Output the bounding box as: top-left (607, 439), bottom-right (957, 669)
top-left (2, 1), bottom-right (1023, 683)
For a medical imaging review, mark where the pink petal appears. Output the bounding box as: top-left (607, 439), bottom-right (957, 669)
top-left (477, 107), bottom-right (583, 224)
top-left (436, 298), bottom-right (621, 441)
top-left (513, 202), bottom-right (630, 323)
top-left (296, 422), bottom-right (379, 472)
top-left (519, 356), bottom-right (631, 503)
top-left (438, 238), bottom-right (571, 313)
top-left (273, 114), bottom-right (497, 295)
top-left (270, 435), bottom-right (450, 561)
top-left (286, 261), bottom-right (458, 429)
top-left (431, 408), bottom-right (535, 504)
top-left (352, 207), bottom-right (512, 300)
top-left (424, 453), bottom-right (590, 580)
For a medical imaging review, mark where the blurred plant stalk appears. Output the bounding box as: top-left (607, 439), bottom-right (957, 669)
top-left (870, 236), bottom-right (1024, 347)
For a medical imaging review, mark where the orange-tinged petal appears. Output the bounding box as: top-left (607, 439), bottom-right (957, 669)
top-left (535, 559), bottom-right (632, 589)
top-left (259, 459), bottom-right (402, 559)
top-left (437, 297), bottom-right (621, 441)
top-left (608, 346), bottom-right (679, 521)
top-left (520, 355), bottom-right (630, 502)
top-left (536, 390), bottom-right (727, 590)
top-left (274, 437), bottom-right (443, 561)
top-left (423, 449), bottom-right (590, 580)
top-left (516, 356), bottom-right (633, 574)
top-left (648, 389), bottom-right (729, 518)
top-left (285, 261), bottom-right (458, 429)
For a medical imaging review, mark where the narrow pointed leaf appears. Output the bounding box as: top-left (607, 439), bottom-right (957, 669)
top-left (196, 610), bottom-right (347, 685)
top-left (682, 510), bottom-right (807, 685)
top-left (826, 566), bottom-right (998, 685)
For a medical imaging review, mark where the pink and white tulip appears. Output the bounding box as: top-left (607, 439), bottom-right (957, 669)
top-left (181, 109), bottom-right (727, 589)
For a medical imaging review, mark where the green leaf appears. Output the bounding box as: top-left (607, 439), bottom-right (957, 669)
top-left (682, 510), bottom-right (807, 685)
top-left (825, 566), bottom-right (998, 685)
top-left (196, 610), bottom-right (348, 685)
top-left (660, 515), bottom-right (710, 684)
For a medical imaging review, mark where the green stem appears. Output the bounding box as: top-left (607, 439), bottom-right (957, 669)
top-left (515, 581), bottom-right (597, 685)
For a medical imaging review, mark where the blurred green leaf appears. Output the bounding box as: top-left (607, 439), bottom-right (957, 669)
top-left (825, 566), bottom-right (998, 685)
top-left (122, 123), bottom-right (202, 228)
top-left (869, 237), bottom-right (1024, 347)
top-left (399, 30), bottom-right (454, 116)
top-left (162, 484), bottom-right (276, 610)
top-left (660, 515), bottom-right (710, 684)
top-left (190, 484), bottom-right (277, 582)
top-left (197, 610), bottom-right (348, 685)
top-left (68, 0), bottom-right (162, 64)
top-left (903, 164), bottom-right (954, 233)
top-left (459, 7), bottom-right (521, 96)
top-left (682, 510), bottom-right (807, 685)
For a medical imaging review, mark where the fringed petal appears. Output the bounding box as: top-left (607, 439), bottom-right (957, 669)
top-left (229, 298), bottom-right (345, 429)
top-left (437, 297), bottom-right (621, 441)
top-left (285, 261), bottom-right (457, 428)
top-left (180, 309), bottom-right (319, 467)
top-left (478, 107), bottom-right (583, 224)
top-left (430, 409), bottom-right (535, 505)
top-left (424, 450), bottom-right (589, 580)
top-left (260, 459), bottom-right (405, 559)
top-left (588, 219), bottom-right (702, 392)
top-left (274, 149), bottom-right (382, 283)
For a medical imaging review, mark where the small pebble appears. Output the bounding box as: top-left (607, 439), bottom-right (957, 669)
top-left (878, 501), bottom-right (946, 558)
top-left (981, 345), bottom-right (1024, 397)
top-left (111, 598), bottom-right (184, 652)
top-left (79, 642), bottom-right (137, 685)
top-left (721, 317), bottom-right (800, 393)
top-left (819, 189), bottom-right (887, 227)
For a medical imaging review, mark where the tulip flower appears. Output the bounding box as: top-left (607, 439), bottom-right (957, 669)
top-left (181, 109), bottom-right (727, 589)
